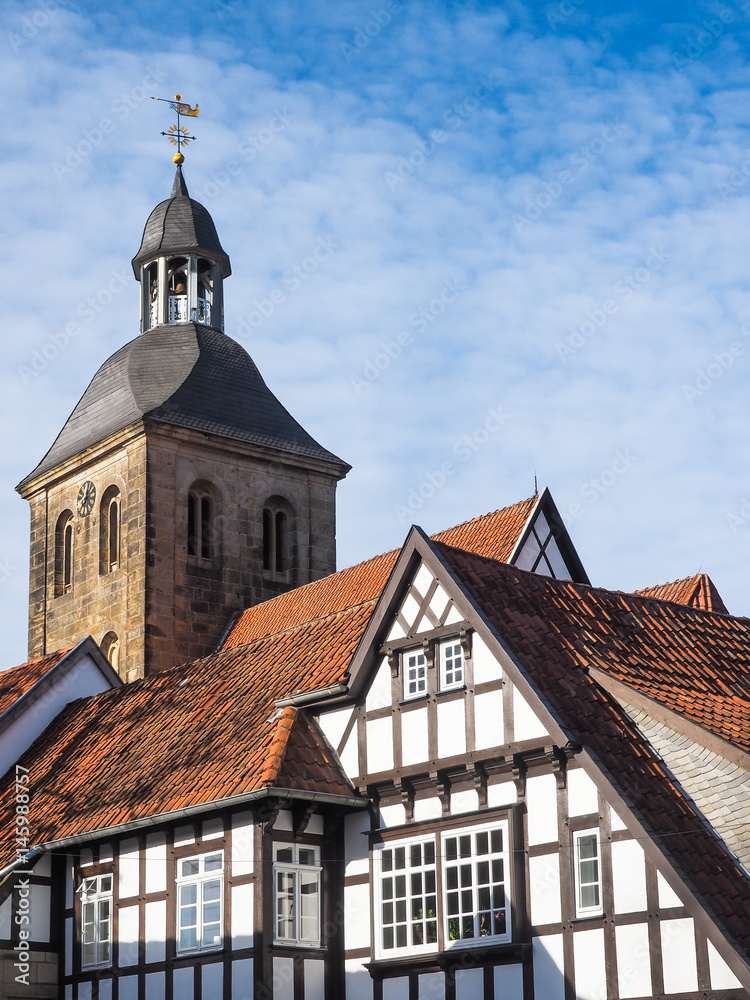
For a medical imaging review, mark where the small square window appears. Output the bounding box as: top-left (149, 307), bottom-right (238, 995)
top-left (439, 639), bottom-right (464, 689)
top-left (403, 648), bottom-right (427, 698)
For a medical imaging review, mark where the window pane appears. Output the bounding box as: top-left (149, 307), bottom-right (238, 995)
top-left (205, 854), bottom-right (222, 872)
top-left (181, 860), bottom-right (200, 878)
top-left (300, 871), bottom-right (320, 941)
top-left (275, 846), bottom-right (294, 863)
top-left (298, 848), bottom-right (316, 866)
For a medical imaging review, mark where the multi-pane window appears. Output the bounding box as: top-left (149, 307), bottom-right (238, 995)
top-left (274, 844), bottom-right (321, 946)
top-left (443, 825), bottom-right (509, 943)
top-left (439, 639), bottom-right (464, 689)
top-left (573, 829), bottom-right (602, 916)
top-left (176, 851), bottom-right (223, 953)
top-left (188, 489), bottom-right (212, 560)
top-left (80, 874), bottom-right (112, 968)
top-left (403, 648), bottom-right (427, 698)
top-left (378, 839), bottom-right (437, 953)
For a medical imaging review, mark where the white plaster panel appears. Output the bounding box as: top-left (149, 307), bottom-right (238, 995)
top-left (344, 884), bottom-right (371, 951)
top-left (274, 957), bottom-right (295, 1000)
top-left (474, 689), bottom-right (504, 750)
top-left (145, 832), bottom-right (167, 894)
top-left (487, 780), bottom-right (517, 807)
top-left (145, 972), bottom-right (166, 1000)
top-left (80, 848), bottom-right (94, 867)
top-left (367, 717), bottom-right (394, 773)
top-left (609, 807), bottom-right (627, 831)
top-left (366, 658), bottom-right (392, 712)
top-left (708, 939), bottom-right (743, 989)
top-left (428, 583), bottom-right (450, 620)
top-left (232, 882), bottom-right (254, 949)
top-left (656, 871), bottom-right (683, 908)
top-left (573, 927), bottom-right (607, 1000)
top-left (274, 809), bottom-right (293, 832)
top-left (526, 773), bottom-right (558, 846)
top-left (345, 811), bottom-right (371, 877)
top-left (383, 978), bottom-right (409, 1000)
top-left (173, 966), bottom-right (194, 999)
top-left (99, 980), bottom-right (113, 1000)
top-left (78, 982), bottom-right (92, 1000)
top-left (400, 592), bottom-right (421, 629)
top-left (437, 698), bottom-right (465, 758)
top-left (615, 923), bottom-right (652, 998)
top-left (612, 839), bottom-right (647, 914)
top-left (231, 811), bottom-right (255, 877)
top-left (444, 605), bottom-right (463, 625)
top-left (97, 845), bottom-right (112, 865)
top-left (414, 563), bottom-right (435, 597)
top-left (414, 797), bottom-right (442, 821)
top-left (65, 855), bottom-right (74, 908)
top-left (232, 958), bottom-right (254, 1000)
top-left (661, 918), bottom-right (698, 994)
top-left (317, 706), bottom-right (354, 751)
top-left (29, 884), bottom-right (50, 941)
top-left (174, 825), bottom-right (195, 847)
top-left (532, 934), bottom-right (565, 1000)
top-left (202, 962), bottom-right (224, 1000)
top-left (307, 813), bottom-right (324, 836)
top-left (387, 620), bottom-right (406, 640)
top-left (119, 978), bottom-right (138, 1000)
top-left (567, 769), bottom-right (599, 817)
top-left (203, 817), bottom-right (223, 840)
top-left (346, 958), bottom-right (374, 1000)
top-left (0, 896), bottom-right (10, 938)
top-left (380, 803), bottom-right (406, 826)
top-left (119, 838), bottom-right (139, 899)
top-left (451, 789), bottom-right (479, 814)
top-left (513, 686), bottom-right (548, 741)
top-left (529, 854), bottom-right (561, 925)
top-left (418, 971), bottom-right (445, 999)
top-left (65, 916), bottom-right (72, 976)
top-left (401, 708), bottom-right (428, 766)
top-left (455, 968), bottom-right (483, 1000)
top-left (472, 634), bottom-right (501, 684)
top-left (118, 904), bottom-right (139, 966)
top-left (32, 853), bottom-right (51, 877)
top-left (145, 899), bottom-right (167, 963)
top-left (305, 959), bottom-right (325, 1000)
top-left (493, 964), bottom-right (523, 999)
top-left (340, 729), bottom-right (359, 779)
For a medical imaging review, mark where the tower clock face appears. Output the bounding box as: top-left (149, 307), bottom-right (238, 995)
top-left (76, 480), bottom-right (96, 517)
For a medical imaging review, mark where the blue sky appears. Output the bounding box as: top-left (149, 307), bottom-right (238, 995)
top-left (3, 0), bottom-right (750, 664)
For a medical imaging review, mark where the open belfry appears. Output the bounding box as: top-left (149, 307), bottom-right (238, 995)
top-left (16, 99), bottom-right (349, 682)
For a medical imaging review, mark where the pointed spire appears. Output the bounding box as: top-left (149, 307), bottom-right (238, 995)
top-left (171, 164), bottom-right (189, 198)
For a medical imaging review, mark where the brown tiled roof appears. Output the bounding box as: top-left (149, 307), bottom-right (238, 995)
top-left (0, 606), bottom-right (367, 861)
top-left (433, 542), bottom-right (750, 957)
top-left (635, 573), bottom-right (729, 614)
top-left (223, 496), bottom-right (538, 648)
top-left (0, 648), bottom-right (72, 718)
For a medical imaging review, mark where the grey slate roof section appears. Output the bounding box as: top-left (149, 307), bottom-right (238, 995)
top-left (131, 166), bottom-right (231, 278)
top-left (18, 325), bottom-right (349, 487)
top-left (620, 701), bottom-right (750, 870)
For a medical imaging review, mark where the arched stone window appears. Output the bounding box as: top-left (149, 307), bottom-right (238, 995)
top-left (55, 510), bottom-right (74, 596)
top-left (99, 486), bottom-right (120, 574)
top-left (100, 631), bottom-right (120, 672)
top-left (188, 484), bottom-right (214, 561)
top-left (262, 497), bottom-right (295, 577)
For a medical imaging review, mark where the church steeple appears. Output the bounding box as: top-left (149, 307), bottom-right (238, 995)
top-left (132, 165), bottom-right (231, 334)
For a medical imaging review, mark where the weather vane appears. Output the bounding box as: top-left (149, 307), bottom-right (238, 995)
top-left (151, 93), bottom-right (199, 164)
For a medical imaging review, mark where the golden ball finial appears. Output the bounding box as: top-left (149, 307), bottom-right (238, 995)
top-left (173, 152), bottom-right (185, 165)
top-left (175, 93), bottom-right (181, 100)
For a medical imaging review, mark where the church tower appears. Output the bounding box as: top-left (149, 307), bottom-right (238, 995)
top-left (17, 165), bottom-right (349, 682)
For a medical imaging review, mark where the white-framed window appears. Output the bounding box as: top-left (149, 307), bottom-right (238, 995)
top-left (403, 647), bottom-right (427, 698)
top-left (573, 829), bottom-right (602, 916)
top-left (79, 874), bottom-right (113, 968)
top-left (176, 851), bottom-right (223, 953)
top-left (376, 836), bottom-right (438, 956)
top-left (439, 638), bottom-right (464, 689)
top-left (443, 822), bottom-right (510, 945)
top-left (274, 844), bottom-right (321, 946)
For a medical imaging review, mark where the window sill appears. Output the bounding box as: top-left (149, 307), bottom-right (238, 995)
top-left (176, 943), bottom-right (224, 957)
top-left (436, 684), bottom-right (466, 697)
top-left (398, 693), bottom-right (429, 706)
top-left (570, 912), bottom-right (605, 924)
top-left (366, 941), bottom-right (529, 974)
top-left (273, 940), bottom-right (325, 950)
